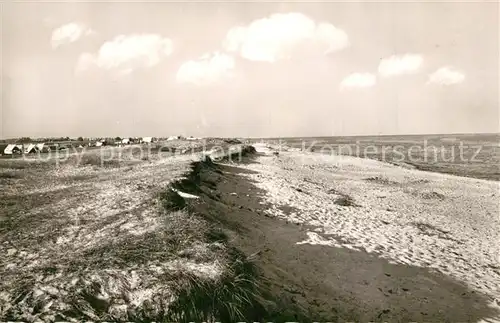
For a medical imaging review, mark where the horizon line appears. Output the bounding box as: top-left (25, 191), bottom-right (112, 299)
top-left (1, 131), bottom-right (499, 142)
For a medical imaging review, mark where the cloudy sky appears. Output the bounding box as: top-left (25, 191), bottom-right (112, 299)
top-left (1, 1), bottom-right (498, 138)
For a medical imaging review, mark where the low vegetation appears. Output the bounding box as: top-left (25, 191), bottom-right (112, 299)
top-left (0, 142), bottom-right (278, 321)
top-left (333, 195), bottom-right (359, 207)
top-left (167, 249), bottom-right (266, 322)
top-left (0, 171), bottom-right (22, 179)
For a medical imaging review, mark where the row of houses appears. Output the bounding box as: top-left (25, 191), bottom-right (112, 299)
top-left (1, 136), bottom-right (202, 155)
top-left (167, 136), bottom-right (201, 141)
top-left (91, 137), bottom-right (155, 147)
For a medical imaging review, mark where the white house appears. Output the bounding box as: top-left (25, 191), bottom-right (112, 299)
top-left (141, 137), bottom-right (153, 144)
top-left (121, 138), bottom-right (131, 145)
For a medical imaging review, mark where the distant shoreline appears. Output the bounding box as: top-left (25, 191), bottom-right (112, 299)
top-left (249, 132), bottom-right (500, 141)
top-left (250, 133), bottom-right (500, 182)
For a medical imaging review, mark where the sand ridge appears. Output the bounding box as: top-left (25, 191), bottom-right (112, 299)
top-left (0, 150), bottom-right (226, 320)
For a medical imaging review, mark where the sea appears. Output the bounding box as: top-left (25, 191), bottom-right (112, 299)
top-left (254, 133), bottom-right (500, 181)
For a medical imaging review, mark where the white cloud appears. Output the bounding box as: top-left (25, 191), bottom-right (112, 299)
top-left (223, 12), bottom-right (349, 62)
top-left (51, 22), bottom-right (93, 48)
top-left (428, 66), bottom-right (465, 85)
top-left (75, 34), bottom-right (173, 74)
top-left (340, 73), bottom-right (376, 89)
top-left (378, 54), bottom-right (423, 77)
top-left (176, 52), bottom-right (235, 85)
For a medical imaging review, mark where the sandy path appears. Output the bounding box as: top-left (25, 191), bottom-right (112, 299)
top-left (238, 145), bottom-right (500, 305)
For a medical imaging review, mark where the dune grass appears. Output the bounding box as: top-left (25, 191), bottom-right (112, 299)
top-left (158, 169), bottom-right (270, 322)
top-left (1, 144), bottom-right (277, 322)
top-left (166, 249), bottom-right (267, 322)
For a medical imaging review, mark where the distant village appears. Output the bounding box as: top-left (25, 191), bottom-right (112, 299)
top-left (0, 135), bottom-right (202, 156)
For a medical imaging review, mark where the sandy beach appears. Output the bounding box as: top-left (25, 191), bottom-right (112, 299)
top-left (245, 144), bottom-right (499, 295)
top-left (223, 143), bottom-right (500, 320)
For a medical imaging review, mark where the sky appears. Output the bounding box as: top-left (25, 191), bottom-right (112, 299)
top-left (1, 1), bottom-right (498, 138)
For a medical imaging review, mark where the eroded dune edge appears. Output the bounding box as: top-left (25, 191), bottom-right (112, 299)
top-left (1, 143), bottom-right (499, 322)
